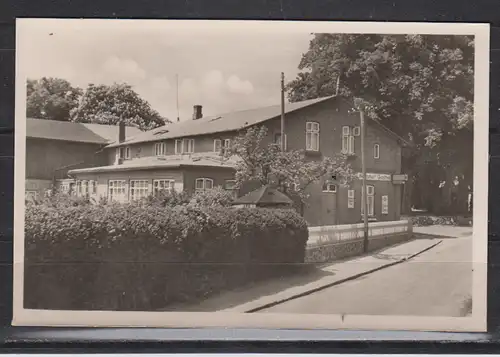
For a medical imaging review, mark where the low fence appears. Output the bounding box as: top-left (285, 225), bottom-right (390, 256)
top-left (305, 220), bottom-right (413, 263)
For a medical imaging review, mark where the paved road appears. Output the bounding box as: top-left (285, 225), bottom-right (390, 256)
top-left (260, 234), bottom-right (472, 317)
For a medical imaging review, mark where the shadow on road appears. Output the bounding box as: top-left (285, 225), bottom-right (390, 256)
top-left (161, 264), bottom-right (336, 312)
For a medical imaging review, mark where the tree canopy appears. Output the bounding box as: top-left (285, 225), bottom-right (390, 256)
top-left (27, 78), bottom-right (82, 122)
top-left (26, 78), bottom-right (169, 131)
top-left (287, 34), bottom-right (474, 215)
top-left (70, 83), bottom-right (168, 131)
top-left (223, 125), bottom-right (354, 203)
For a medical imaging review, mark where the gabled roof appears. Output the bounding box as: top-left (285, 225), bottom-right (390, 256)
top-left (233, 185), bottom-right (293, 206)
top-left (26, 118), bottom-right (142, 144)
top-left (68, 153), bottom-right (238, 175)
top-left (107, 96), bottom-right (337, 148)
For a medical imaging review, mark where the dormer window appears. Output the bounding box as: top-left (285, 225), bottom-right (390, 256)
top-left (374, 144), bottom-right (380, 159)
top-left (116, 146), bottom-right (131, 160)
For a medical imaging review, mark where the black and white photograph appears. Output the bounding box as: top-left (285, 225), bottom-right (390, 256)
top-left (13, 19), bottom-right (489, 332)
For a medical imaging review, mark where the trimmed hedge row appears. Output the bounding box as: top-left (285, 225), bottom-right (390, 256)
top-left (24, 202), bottom-right (308, 311)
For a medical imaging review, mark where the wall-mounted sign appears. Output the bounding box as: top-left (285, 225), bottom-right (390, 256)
top-left (392, 174), bottom-right (409, 184)
top-left (356, 173), bottom-right (392, 181)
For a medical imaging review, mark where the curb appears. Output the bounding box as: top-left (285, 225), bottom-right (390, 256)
top-left (246, 239), bottom-right (443, 313)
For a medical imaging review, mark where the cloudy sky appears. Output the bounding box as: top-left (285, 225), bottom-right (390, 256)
top-left (17, 20), bottom-right (314, 121)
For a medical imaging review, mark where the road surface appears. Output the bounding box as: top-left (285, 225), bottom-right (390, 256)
top-left (260, 234), bottom-right (472, 317)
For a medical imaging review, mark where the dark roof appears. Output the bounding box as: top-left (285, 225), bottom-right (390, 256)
top-left (107, 96), bottom-right (336, 148)
top-left (26, 118), bottom-right (142, 144)
top-left (233, 185), bottom-right (294, 206)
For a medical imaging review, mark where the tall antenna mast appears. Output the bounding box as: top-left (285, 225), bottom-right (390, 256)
top-left (176, 74), bottom-right (180, 122)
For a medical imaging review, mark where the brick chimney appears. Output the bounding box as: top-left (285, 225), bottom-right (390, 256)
top-left (118, 121), bottom-right (126, 143)
top-left (192, 105), bottom-right (203, 120)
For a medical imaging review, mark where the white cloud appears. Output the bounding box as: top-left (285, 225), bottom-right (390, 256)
top-left (227, 75), bottom-right (254, 95)
top-left (101, 56), bottom-right (146, 83)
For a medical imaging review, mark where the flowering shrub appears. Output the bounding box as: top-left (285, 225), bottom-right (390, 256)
top-left (410, 215), bottom-right (472, 227)
top-left (188, 187), bottom-right (235, 208)
top-left (24, 202), bottom-right (308, 311)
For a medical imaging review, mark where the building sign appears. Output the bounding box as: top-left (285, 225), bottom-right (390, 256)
top-left (356, 173), bottom-right (392, 181)
top-left (381, 195), bottom-right (389, 214)
top-left (392, 174), bottom-right (409, 184)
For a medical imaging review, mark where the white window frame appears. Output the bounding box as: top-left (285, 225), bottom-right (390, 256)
top-left (305, 121), bottom-right (320, 151)
top-left (108, 180), bottom-right (127, 202)
top-left (342, 126), bottom-right (350, 153)
top-left (174, 139), bottom-right (183, 154)
top-left (76, 180), bottom-right (82, 196)
top-left (125, 146), bottom-right (131, 160)
top-left (81, 180), bottom-right (88, 197)
top-left (195, 178), bottom-right (214, 192)
top-left (129, 180), bottom-right (149, 201)
top-left (225, 179), bottom-right (238, 199)
top-left (381, 195), bottom-right (389, 215)
top-left (353, 126), bottom-right (361, 136)
top-left (153, 179), bottom-right (175, 195)
top-left (374, 144), bottom-right (380, 159)
top-left (90, 180), bottom-right (97, 194)
top-left (154, 142), bottom-right (166, 156)
top-left (322, 182), bottom-right (337, 193)
top-left (348, 135), bottom-right (355, 154)
top-left (347, 189), bottom-right (355, 208)
top-left (25, 190), bottom-right (38, 201)
top-left (213, 139), bottom-right (222, 153)
top-left (361, 185), bottom-right (375, 217)
top-left (223, 139), bottom-right (231, 153)
top-left (184, 138), bottom-right (195, 154)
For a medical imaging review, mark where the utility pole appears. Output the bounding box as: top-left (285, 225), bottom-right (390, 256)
top-left (280, 72), bottom-right (286, 152)
top-left (176, 74), bottom-right (180, 122)
top-left (360, 107), bottom-right (369, 253)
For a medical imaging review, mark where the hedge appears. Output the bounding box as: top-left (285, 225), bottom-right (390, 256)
top-left (24, 201), bottom-right (308, 311)
top-left (409, 215), bottom-right (473, 227)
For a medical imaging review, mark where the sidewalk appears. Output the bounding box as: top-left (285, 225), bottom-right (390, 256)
top-left (162, 238), bottom-right (442, 313)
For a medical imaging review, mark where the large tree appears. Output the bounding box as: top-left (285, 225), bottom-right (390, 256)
top-left (287, 34), bottom-right (474, 215)
top-left (70, 83), bottom-right (169, 131)
top-left (223, 126), bottom-right (353, 206)
top-left (26, 77), bottom-right (82, 122)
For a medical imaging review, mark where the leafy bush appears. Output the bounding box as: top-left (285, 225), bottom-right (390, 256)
top-left (141, 189), bottom-right (192, 207)
top-left (24, 202), bottom-right (308, 311)
top-left (188, 187), bottom-right (234, 208)
top-left (28, 192), bottom-right (91, 208)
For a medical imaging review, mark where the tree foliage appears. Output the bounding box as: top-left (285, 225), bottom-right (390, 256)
top-left (223, 126), bottom-right (354, 202)
top-left (287, 34), bottom-right (474, 214)
top-left (70, 83), bottom-right (168, 131)
top-left (26, 77), bottom-right (82, 122)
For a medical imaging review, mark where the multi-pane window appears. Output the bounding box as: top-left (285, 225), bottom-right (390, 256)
top-left (154, 142), bottom-right (166, 156)
top-left (108, 180), bottom-right (127, 202)
top-left (225, 179), bottom-right (238, 199)
top-left (175, 139), bottom-right (195, 154)
top-left (374, 144), bottom-right (380, 159)
top-left (322, 182), bottom-right (337, 192)
top-left (381, 195), bottom-right (389, 214)
top-left (184, 139), bottom-right (195, 153)
top-left (306, 122), bottom-right (320, 151)
top-left (347, 189), bottom-right (355, 208)
top-left (130, 180), bottom-right (149, 201)
top-left (153, 179), bottom-right (175, 195)
top-left (353, 126), bottom-right (361, 136)
top-left (213, 139), bottom-right (222, 153)
top-left (76, 181), bottom-right (82, 196)
top-left (81, 180), bottom-right (88, 197)
top-left (223, 139), bottom-right (231, 154)
top-left (342, 126), bottom-right (355, 154)
top-left (195, 178), bottom-right (213, 193)
top-left (274, 133), bottom-right (287, 150)
top-left (90, 180), bottom-right (97, 194)
top-left (125, 146), bottom-right (131, 160)
top-left (25, 190), bottom-right (38, 201)
top-left (361, 185), bottom-right (375, 217)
